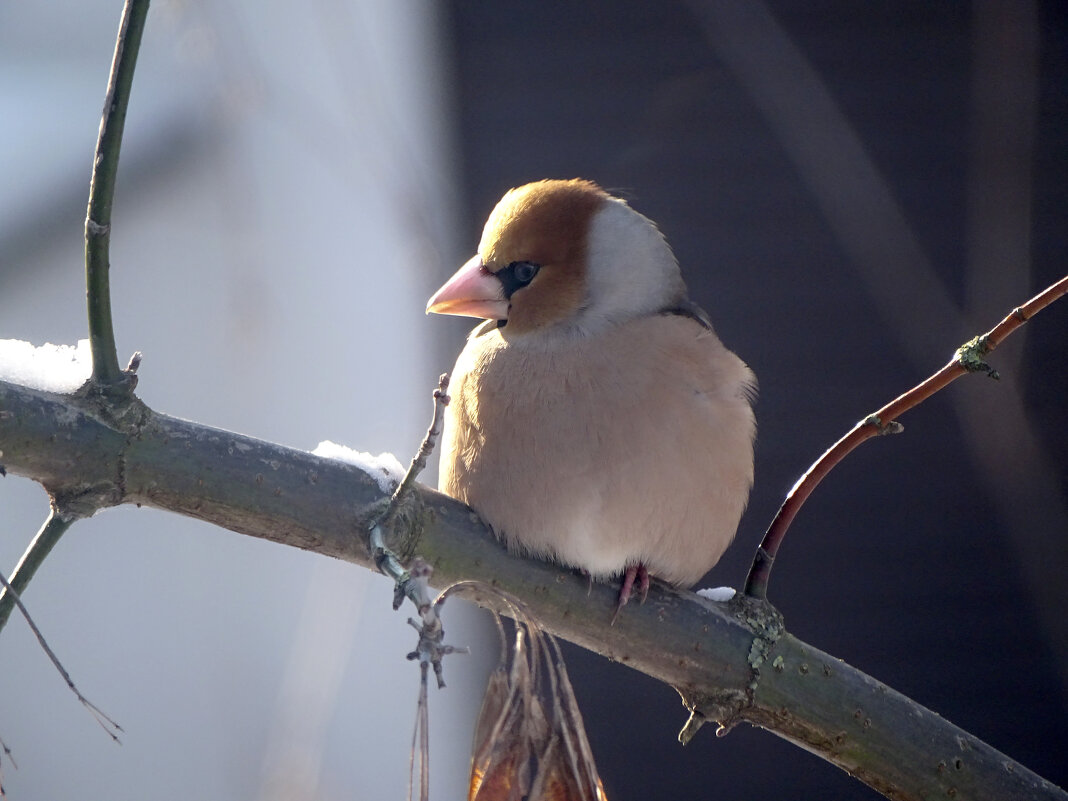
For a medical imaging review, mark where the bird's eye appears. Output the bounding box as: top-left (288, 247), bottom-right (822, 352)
top-left (513, 261), bottom-right (538, 284)
top-left (497, 261), bottom-right (541, 298)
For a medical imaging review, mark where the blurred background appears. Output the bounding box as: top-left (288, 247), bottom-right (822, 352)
top-left (1, 1), bottom-right (1065, 799)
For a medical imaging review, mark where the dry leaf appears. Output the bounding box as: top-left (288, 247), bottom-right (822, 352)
top-left (458, 586), bottom-right (608, 801)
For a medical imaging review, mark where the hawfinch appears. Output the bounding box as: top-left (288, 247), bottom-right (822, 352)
top-left (428, 179), bottom-right (756, 610)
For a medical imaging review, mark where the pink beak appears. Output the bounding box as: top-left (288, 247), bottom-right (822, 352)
top-left (426, 255), bottom-right (509, 320)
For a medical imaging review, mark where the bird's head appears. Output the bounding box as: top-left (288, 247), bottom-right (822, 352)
top-left (427, 179), bottom-right (687, 337)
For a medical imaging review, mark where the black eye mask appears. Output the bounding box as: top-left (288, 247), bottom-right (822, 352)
top-left (495, 261), bottom-right (541, 299)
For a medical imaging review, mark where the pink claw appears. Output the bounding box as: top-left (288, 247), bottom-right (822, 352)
top-left (611, 564), bottom-right (650, 624)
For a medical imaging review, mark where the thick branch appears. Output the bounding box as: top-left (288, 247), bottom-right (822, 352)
top-left (0, 378), bottom-right (1062, 801)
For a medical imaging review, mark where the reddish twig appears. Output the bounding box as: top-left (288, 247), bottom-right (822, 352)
top-left (744, 274), bottom-right (1068, 600)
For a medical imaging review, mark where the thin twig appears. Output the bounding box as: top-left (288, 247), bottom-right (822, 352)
top-left (84, 0), bottom-right (151, 386)
top-left (378, 373), bottom-right (451, 538)
top-left (0, 508), bottom-right (77, 633)
top-left (744, 273), bottom-right (1068, 600)
top-left (366, 376), bottom-right (465, 699)
top-left (364, 375), bottom-right (459, 801)
top-left (0, 732), bottom-right (14, 797)
top-left (0, 567), bottom-right (122, 741)
top-left (408, 663), bottom-right (430, 801)
top-left (368, 373), bottom-right (450, 609)
top-left (404, 560), bottom-right (469, 801)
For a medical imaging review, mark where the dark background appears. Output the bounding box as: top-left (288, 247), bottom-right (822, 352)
top-left (442, 2), bottom-right (1067, 798)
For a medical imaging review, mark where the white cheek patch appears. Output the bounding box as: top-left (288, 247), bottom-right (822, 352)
top-left (581, 199), bottom-right (687, 329)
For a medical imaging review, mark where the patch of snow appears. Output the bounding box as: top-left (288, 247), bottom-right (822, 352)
top-left (312, 441), bottom-right (405, 495)
top-left (696, 586), bottom-right (737, 603)
top-left (0, 339), bottom-right (91, 393)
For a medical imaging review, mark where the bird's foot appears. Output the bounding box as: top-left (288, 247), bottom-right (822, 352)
top-left (611, 564), bottom-right (649, 624)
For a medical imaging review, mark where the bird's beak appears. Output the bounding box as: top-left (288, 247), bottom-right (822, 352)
top-left (426, 255), bottom-right (509, 320)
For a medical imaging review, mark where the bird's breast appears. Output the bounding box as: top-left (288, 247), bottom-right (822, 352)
top-left (438, 315), bottom-right (755, 587)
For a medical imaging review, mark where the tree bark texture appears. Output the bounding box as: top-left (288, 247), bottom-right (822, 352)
top-left (0, 377), bottom-right (1062, 801)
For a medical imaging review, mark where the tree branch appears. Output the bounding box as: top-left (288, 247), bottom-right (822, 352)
top-left (3, 0), bottom-right (153, 633)
top-left (745, 274), bottom-right (1068, 600)
top-left (0, 507), bottom-right (77, 630)
top-left (84, 0), bottom-right (151, 388)
top-left (0, 378), bottom-right (1062, 801)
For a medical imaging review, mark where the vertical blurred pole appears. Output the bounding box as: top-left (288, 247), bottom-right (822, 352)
top-left (959, 0), bottom-right (1068, 706)
top-left (965, 0), bottom-right (1038, 341)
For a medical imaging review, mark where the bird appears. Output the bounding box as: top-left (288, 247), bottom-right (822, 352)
top-left (427, 178), bottom-right (756, 613)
